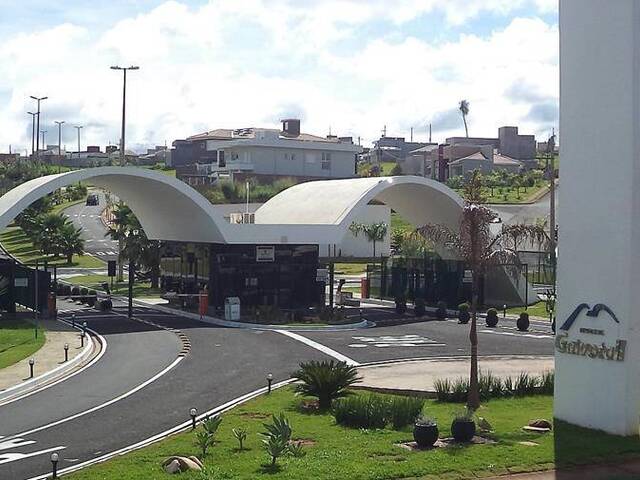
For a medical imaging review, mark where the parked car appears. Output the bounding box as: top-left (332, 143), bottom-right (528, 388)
top-left (86, 193), bottom-right (99, 206)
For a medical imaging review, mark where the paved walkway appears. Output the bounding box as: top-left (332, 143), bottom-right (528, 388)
top-left (0, 317), bottom-right (83, 391)
top-left (356, 355), bottom-right (554, 393)
top-left (490, 458), bottom-right (640, 479)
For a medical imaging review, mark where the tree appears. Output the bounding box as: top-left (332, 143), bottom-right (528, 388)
top-left (58, 222), bottom-right (84, 264)
top-left (349, 221), bottom-right (388, 257)
top-left (417, 171), bottom-right (548, 410)
top-left (33, 213), bottom-right (67, 257)
top-left (390, 163), bottom-right (402, 176)
top-left (459, 99), bottom-right (470, 137)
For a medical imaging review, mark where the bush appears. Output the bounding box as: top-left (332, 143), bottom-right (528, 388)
top-left (71, 286), bottom-right (80, 300)
top-left (63, 284), bottom-right (72, 297)
top-left (433, 378), bottom-right (452, 402)
top-left (86, 290), bottom-right (96, 307)
top-left (540, 371), bottom-right (554, 395)
top-left (436, 301), bottom-right (447, 320)
top-left (333, 394), bottom-right (388, 429)
top-left (486, 308), bottom-right (499, 327)
top-left (261, 414), bottom-right (293, 467)
top-left (80, 287), bottom-right (89, 304)
top-left (387, 396), bottom-right (425, 430)
top-left (517, 312), bottom-right (530, 331)
top-left (514, 372), bottom-right (538, 396)
top-left (394, 295), bottom-right (406, 314)
top-left (389, 163), bottom-right (402, 176)
top-left (291, 360), bottom-right (360, 410)
top-left (458, 302), bottom-right (470, 324)
top-left (414, 297), bottom-right (425, 317)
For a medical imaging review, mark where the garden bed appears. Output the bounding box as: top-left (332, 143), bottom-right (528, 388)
top-left (64, 387), bottom-right (640, 480)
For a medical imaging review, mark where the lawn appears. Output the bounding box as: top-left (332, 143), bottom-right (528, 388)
top-left (64, 388), bottom-right (640, 480)
top-left (0, 319), bottom-right (45, 370)
top-left (333, 263), bottom-right (367, 275)
top-left (482, 181), bottom-right (549, 204)
top-left (506, 301), bottom-right (551, 319)
top-left (66, 274), bottom-right (162, 298)
top-left (0, 226), bottom-right (104, 268)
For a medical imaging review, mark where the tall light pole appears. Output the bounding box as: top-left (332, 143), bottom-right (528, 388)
top-left (110, 65), bottom-right (139, 166)
top-left (30, 95), bottom-right (47, 159)
top-left (74, 125), bottom-right (83, 159)
top-left (55, 121), bottom-right (65, 173)
top-left (27, 112), bottom-right (37, 158)
top-left (40, 130), bottom-right (47, 152)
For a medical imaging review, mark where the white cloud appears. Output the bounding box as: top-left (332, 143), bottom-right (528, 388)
top-left (0, 1), bottom-right (559, 153)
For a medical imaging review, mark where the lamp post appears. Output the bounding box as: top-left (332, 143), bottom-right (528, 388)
top-left (267, 373), bottom-right (273, 393)
top-left (110, 65), bottom-right (140, 166)
top-left (80, 331), bottom-right (86, 348)
top-left (71, 312), bottom-right (76, 328)
top-left (64, 343), bottom-right (69, 362)
top-left (503, 304), bottom-right (507, 318)
top-left (27, 112), bottom-right (37, 158)
top-left (30, 95), bottom-right (47, 159)
top-left (29, 358), bottom-right (34, 378)
top-left (190, 407), bottom-right (197, 430)
top-left (40, 130), bottom-right (47, 152)
top-left (82, 321), bottom-right (87, 333)
top-left (51, 452), bottom-right (59, 479)
top-left (55, 121), bottom-right (65, 173)
top-left (74, 125), bottom-right (83, 159)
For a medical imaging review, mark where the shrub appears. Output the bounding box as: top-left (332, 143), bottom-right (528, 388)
top-left (458, 302), bottom-right (470, 324)
top-left (394, 295), bottom-right (407, 314)
top-left (203, 416), bottom-right (222, 436)
top-left (333, 394), bottom-right (387, 429)
top-left (80, 287), bottom-right (89, 304)
top-left (261, 414), bottom-right (292, 467)
top-left (433, 378), bottom-right (452, 402)
top-left (288, 441), bottom-right (306, 458)
top-left (291, 360), bottom-right (360, 410)
top-left (390, 163), bottom-right (402, 176)
top-left (450, 377), bottom-right (470, 403)
top-left (194, 430), bottom-right (214, 458)
top-left (540, 371), bottom-right (554, 395)
top-left (71, 286), bottom-right (80, 300)
top-left (86, 290), bottom-right (96, 307)
top-left (514, 372), bottom-right (538, 396)
top-left (414, 297), bottom-right (425, 317)
top-left (436, 301), bottom-right (447, 320)
top-left (517, 312), bottom-right (530, 331)
top-left (387, 396), bottom-right (425, 430)
top-left (486, 308), bottom-right (499, 327)
top-left (232, 427), bottom-right (247, 451)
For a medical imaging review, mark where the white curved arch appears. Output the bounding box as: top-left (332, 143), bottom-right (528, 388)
top-left (0, 167), bottom-right (228, 243)
top-left (254, 176), bottom-right (464, 234)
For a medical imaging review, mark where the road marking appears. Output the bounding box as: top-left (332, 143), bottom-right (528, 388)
top-left (349, 334), bottom-right (445, 349)
top-left (275, 330), bottom-right (360, 366)
top-left (0, 445), bottom-right (66, 466)
top-left (479, 329), bottom-right (553, 339)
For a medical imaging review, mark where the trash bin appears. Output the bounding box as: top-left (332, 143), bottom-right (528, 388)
top-left (360, 278), bottom-right (370, 299)
top-left (224, 297), bottom-right (241, 321)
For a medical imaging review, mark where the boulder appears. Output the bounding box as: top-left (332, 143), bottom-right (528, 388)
top-left (528, 419), bottom-right (553, 430)
top-left (162, 456), bottom-right (203, 473)
top-left (163, 459), bottom-right (181, 474)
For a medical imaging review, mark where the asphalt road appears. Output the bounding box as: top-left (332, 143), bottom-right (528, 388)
top-left (490, 184), bottom-right (559, 226)
top-left (64, 191), bottom-right (118, 262)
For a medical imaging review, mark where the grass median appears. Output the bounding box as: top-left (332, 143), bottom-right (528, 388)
top-left (65, 274), bottom-right (162, 298)
top-left (0, 319), bottom-right (45, 370)
top-left (64, 387), bottom-right (640, 480)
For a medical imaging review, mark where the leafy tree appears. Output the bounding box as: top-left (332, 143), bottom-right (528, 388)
top-left (291, 360), bottom-right (360, 410)
top-left (417, 171), bottom-right (548, 410)
top-left (389, 163), bottom-right (402, 176)
top-left (459, 99), bottom-right (470, 137)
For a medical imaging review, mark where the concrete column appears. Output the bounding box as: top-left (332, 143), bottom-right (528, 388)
top-left (556, 0), bottom-right (640, 435)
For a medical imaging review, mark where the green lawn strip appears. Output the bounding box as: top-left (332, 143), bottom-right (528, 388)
top-left (0, 226), bottom-right (104, 268)
top-left (505, 301), bottom-right (549, 319)
top-left (483, 181), bottom-right (549, 205)
top-left (333, 263), bottom-right (367, 275)
top-left (0, 319), bottom-right (45, 370)
top-left (63, 389), bottom-right (640, 480)
top-left (65, 274), bottom-right (162, 298)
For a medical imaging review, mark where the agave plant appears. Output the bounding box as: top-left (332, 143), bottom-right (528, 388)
top-left (261, 414), bottom-right (293, 467)
top-left (291, 360), bottom-right (361, 409)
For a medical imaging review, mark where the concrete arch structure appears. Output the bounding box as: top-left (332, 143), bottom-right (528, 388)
top-left (0, 167), bottom-right (228, 243)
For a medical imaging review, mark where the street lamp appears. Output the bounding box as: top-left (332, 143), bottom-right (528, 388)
top-left (51, 452), bottom-right (59, 478)
top-left (71, 312), bottom-right (76, 327)
top-left (64, 343), bottom-right (69, 362)
top-left (503, 304), bottom-right (507, 318)
top-left (27, 112), bottom-right (37, 157)
top-left (29, 358), bottom-right (35, 378)
top-left (40, 130), bottom-right (47, 151)
top-left (110, 65), bottom-right (140, 166)
top-left (30, 95), bottom-right (47, 158)
top-left (190, 407), bottom-right (197, 430)
top-left (55, 120), bottom-right (65, 173)
top-left (124, 228), bottom-right (139, 319)
top-left (80, 331), bottom-right (86, 348)
top-left (82, 321), bottom-right (87, 333)
top-left (74, 125), bottom-right (83, 159)
top-left (267, 373), bottom-right (273, 393)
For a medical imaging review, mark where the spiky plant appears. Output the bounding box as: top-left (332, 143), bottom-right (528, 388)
top-left (417, 171), bottom-right (549, 410)
top-left (291, 360), bottom-right (361, 410)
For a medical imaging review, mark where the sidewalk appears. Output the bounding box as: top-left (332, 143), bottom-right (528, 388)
top-left (487, 458), bottom-right (640, 479)
top-left (356, 355), bottom-right (554, 394)
top-left (0, 318), bottom-right (85, 392)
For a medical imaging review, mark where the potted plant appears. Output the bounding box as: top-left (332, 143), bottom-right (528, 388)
top-left (395, 295), bottom-right (407, 314)
top-left (436, 301), bottom-right (447, 320)
top-left (517, 312), bottom-right (530, 331)
top-left (485, 308), bottom-right (499, 327)
top-left (86, 290), bottom-right (96, 307)
top-left (413, 415), bottom-right (439, 448)
top-left (414, 298), bottom-right (426, 317)
top-left (451, 410), bottom-right (476, 443)
top-left (458, 303), bottom-right (470, 324)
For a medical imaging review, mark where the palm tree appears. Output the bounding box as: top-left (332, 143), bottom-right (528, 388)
top-left (417, 171), bottom-right (548, 410)
top-left (459, 99), bottom-right (470, 137)
top-left (58, 222), bottom-right (84, 264)
top-left (349, 222), bottom-right (388, 257)
top-left (106, 203), bottom-right (134, 282)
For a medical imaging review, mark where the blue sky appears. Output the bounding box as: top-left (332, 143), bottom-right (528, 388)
top-left (0, 0), bottom-right (558, 153)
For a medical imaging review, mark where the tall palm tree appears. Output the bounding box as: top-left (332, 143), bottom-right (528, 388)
top-left (106, 203), bottom-right (134, 282)
top-left (417, 171), bottom-right (548, 410)
top-left (349, 222), bottom-right (388, 257)
top-left (459, 99), bottom-right (470, 137)
top-left (58, 223), bottom-right (84, 264)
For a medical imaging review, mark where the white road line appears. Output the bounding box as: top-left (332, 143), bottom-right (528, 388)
top-left (479, 329), bottom-right (553, 339)
top-left (275, 330), bottom-right (360, 366)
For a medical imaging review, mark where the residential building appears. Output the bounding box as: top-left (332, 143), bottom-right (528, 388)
top-left (171, 119), bottom-right (361, 185)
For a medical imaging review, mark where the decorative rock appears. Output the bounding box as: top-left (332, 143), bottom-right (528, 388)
top-left (528, 419), bottom-right (553, 430)
top-left (162, 456), bottom-right (203, 473)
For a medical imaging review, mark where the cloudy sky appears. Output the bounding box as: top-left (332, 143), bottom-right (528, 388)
top-left (0, 0), bottom-right (558, 154)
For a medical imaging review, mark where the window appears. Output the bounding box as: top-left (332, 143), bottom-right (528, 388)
top-left (231, 152), bottom-right (239, 161)
top-left (291, 153), bottom-right (296, 161)
top-left (321, 152), bottom-right (331, 170)
top-left (218, 150), bottom-right (226, 168)
top-left (284, 153), bottom-right (290, 160)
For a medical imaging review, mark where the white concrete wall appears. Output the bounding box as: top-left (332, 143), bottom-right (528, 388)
top-left (556, 0), bottom-right (640, 435)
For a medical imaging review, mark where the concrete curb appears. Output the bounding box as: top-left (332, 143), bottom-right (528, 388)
top-left (0, 320), bottom-right (97, 404)
top-left (130, 298), bottom-right (374, 331)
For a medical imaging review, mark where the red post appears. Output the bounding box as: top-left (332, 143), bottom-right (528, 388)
top-left (199, 289), bottom-right (208, 318)
top-left (360, 278), bottom-right (369, 299)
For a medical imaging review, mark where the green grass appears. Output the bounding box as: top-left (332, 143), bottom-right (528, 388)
top-left (64, 388), bottom-right (640, 480)
top-left (0, 226), bottom-right (104, 268)
top-left (0, 319), bottom-right (45, 369)
top-left (333, 263), bottom-right (367, 275)
top-left (506, 301), bottom-right (551, 319)
top-left (483, 181), bottom-right (548, 204)
top-left (66, 274), bottom-right (162, 298)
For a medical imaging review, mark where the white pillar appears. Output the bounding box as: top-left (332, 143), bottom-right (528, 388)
top-left (556, 0), bottom-right (640, 435)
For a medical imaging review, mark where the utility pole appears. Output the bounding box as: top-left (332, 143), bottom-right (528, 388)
top-left (74, 125), bottom-right (83, 159)
top-left (27, 112), bottom-right (37, 158)
top-left (410, 127), bottom-right (413, 142)
top-left (30, 96), bottom-right (47, 159)
top-left (55, 121), bottom-right (65, 173)
top-left (429, 123), bottom-right (432, 143)
top-left (110, 65), bottom-right (140, 166)
top-left (40, 131), bottom-right (47, 152)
